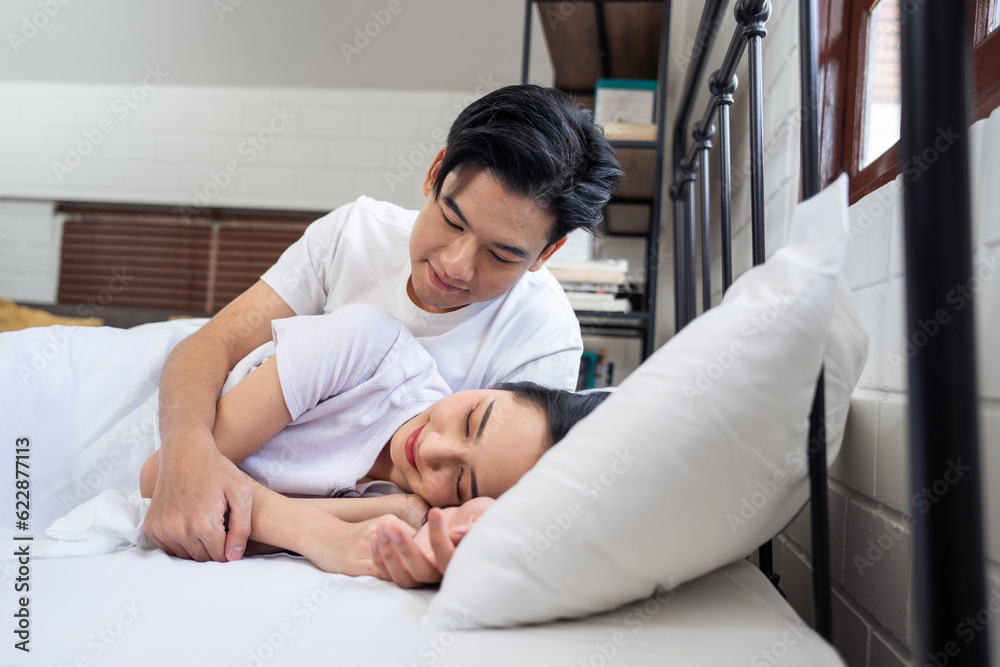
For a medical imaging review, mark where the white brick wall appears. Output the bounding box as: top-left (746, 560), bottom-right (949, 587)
top-left (807, 109), bottom-right (1000, 667)
top-left (0, 199), bottom-right (61, 301)
top-left (686, 0), bottom-right (1000, 663)
top-left (786, 109), bottom-right (1000, 667)
top-left (0, 80), bottom-right (505, 302)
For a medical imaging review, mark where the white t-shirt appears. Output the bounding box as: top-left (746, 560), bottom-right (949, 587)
top-left (260, 196), bottom-right (582, 392)
top-left (221, 305), bottom-right (451, 497)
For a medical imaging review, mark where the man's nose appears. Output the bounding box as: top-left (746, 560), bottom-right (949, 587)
top-left (440, 236), bottom-right (475, 282)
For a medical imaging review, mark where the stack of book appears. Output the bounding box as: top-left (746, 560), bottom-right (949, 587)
top-left (547, 259), bottom-right (631, 313)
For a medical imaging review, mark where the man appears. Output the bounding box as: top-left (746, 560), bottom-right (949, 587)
top-left (144, 84), bottom-right (623, 563)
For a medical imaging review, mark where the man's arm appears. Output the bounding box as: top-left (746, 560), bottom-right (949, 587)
top-left (144, 280), bottom-right (295, 563)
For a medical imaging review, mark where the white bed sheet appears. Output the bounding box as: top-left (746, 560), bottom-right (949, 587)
top-left (0, 548), bottom-right (844, 667)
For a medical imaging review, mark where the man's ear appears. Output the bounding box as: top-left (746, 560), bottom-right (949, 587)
top-left (528, 236), bottom-right (568, 272)
top-left (422, 148), bottom-right (447, 197)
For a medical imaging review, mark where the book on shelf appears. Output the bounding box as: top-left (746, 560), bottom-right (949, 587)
top-left (549, 259), bottom-right (631, 313)
top-left (565, 291), bottom-right (632, 313)
top-left (559, 280), bottom-right (623, 293)
top-left (547, 259), bottom-right (628, 285)
top-left (602, 122), bottom-right (657, 142)
top-left (594, 79), bottom-right (657, 126)
top-left (578, 349), bottom-right (615, 390)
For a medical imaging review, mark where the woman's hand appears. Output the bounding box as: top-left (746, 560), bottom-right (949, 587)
top-left (371, 509), bottom-right (456, 588)
top-left (373, 497), bottom-right (496, 588)
top-left (394, 493), bottom-right (430, 530)
top-left (299, 516), bottom-right (385, 578)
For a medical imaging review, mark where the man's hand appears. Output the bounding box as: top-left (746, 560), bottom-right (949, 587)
top-left (143, 433), bottom-right (253, 563)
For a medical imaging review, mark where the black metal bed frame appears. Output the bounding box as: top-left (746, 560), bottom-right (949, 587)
top-left (671, 0), bottom-right (991, 662)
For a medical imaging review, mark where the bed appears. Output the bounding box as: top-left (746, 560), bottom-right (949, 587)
top-left (0, 0), bottom-right (987, 665)
top-left (0, 168), bottom-right (860, 663)
top-left (6, 552), bottom-right (843, 666)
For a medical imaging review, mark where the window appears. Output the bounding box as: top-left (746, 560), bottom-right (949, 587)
top-left (820, 0), bottom-right (1000, 202)
top-left (860, 0), bottom-right (900, 170)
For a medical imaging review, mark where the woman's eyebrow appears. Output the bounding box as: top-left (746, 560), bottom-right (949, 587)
top-left (467, 400), bottom-right (493, 501)
top-left (476, 400), bottom-right (495, 440)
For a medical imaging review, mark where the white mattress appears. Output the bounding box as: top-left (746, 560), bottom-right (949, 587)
top-left (0, 548), bottom-right (844, 666)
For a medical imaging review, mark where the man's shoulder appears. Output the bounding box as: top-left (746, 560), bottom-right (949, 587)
top-left (313, 196), bottom-right (415, 260)
top-left (350, 196), bottom-right (419, 231)
top-left (307, 196), bottom-right (417, 238)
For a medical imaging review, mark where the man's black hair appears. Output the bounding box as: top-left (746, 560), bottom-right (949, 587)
top-left (432, 84), bottom-right (624, 247)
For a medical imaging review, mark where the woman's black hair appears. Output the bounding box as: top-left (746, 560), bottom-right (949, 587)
top-left (491, 381), bottom-right (611, 449)
top-left (432, 84), bottom-right (624, 246)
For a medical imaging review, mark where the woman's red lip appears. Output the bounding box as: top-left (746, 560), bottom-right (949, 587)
top-left (406, 424), bottom-right (424, 471)
top-left (429, 265), bottom-right (461, 292)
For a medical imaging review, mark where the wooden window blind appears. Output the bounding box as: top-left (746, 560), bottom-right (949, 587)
top-left (57, 204), bottom-right (320, 314)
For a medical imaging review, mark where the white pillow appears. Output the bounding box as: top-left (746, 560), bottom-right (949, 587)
top-left (426, 174), bottom-right (868, 628)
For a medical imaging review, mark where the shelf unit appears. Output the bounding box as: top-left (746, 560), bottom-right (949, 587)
top-left (521, 0), bottom-right (669, 361)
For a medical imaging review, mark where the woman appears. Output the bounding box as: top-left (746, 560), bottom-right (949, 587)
top-left (137, 304), bottom-right (608, 581)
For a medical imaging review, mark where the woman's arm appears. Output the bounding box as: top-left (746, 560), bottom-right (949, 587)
top-left (146, 280), bottom-right (296, 563)
top-left (143, 455), bottom-right (430, 532)
top-left (141, 355), bottom-right (291, 499)
top-left (144, 455), bottom-right (396, 577)
top-left (140, 352), bottom-right (429, 529)
top-left (247, 478), bottom-right (385, 577)
top-left (212, 354), bottom-right (292, 465)
top-left (294, 494), bottom-right (429, 530)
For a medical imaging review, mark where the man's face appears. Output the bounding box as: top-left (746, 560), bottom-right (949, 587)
top-left (407, 149), bottom-right (566, 313)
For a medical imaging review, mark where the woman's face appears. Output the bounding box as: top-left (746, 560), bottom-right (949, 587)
top-left (387, 389), bottom-right (548, 507)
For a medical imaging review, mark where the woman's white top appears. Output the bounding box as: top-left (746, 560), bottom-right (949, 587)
top-left (223, 304), bottom-right (450, 496)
